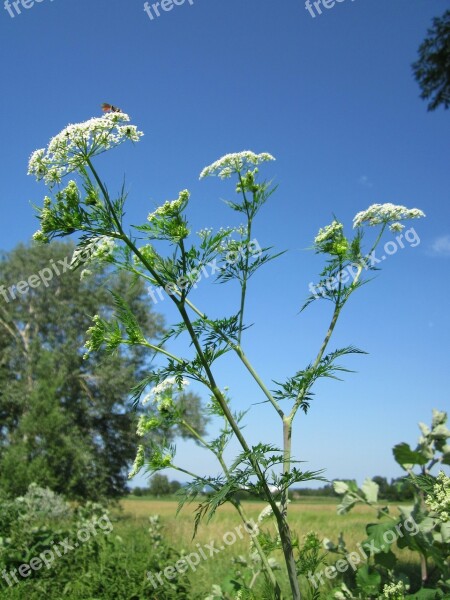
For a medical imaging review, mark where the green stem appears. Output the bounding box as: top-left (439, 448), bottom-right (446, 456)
top-left (235, 345), bottom-right (284, 418)
top-left (141, 340), bottom-right (184, 364)
top-left (176, 303), bottom-right (300, 599)
top-left (85, 165), bottom-right (299, 598)
top-left (180, 419), bottom-right (284, 599)
top-left (237, 217), bottom-right (252, 345)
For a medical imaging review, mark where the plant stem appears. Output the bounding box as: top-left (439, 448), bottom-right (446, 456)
top-left (90, 170), bottom-right (300, 598)
top-left (180, 424), bottom-right (285, 598)
top-left (176, 303), bottom-right (301, 599)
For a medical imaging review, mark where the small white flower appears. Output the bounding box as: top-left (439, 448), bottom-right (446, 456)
top-left (257, 504), bottom-right (274, 522)
top-left (314, 220), bottom-right (343, 245)
top-left (382, 581), bottom-right (407, 598)
top-left (128, 445), bottom-right (145, 479)
top-left (199, 151), bottom-right (275, 180)
top-left (353, 203), bottom-right (425, 229)
top-left (389, 222), bottom-right (405, 233)
top-left (28, 113), bottom-right (143, 185)
top-left (91, 236), bottom-right (116, 261)
top-left (426, 471), bottom-right (450, 522)
top-left (142, 376), bottom-right (189, 405)
top-left (147, 190), bottom-right (190, 222)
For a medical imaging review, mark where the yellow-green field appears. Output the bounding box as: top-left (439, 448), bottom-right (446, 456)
top-left (113, 497), bottom-right (419, 597)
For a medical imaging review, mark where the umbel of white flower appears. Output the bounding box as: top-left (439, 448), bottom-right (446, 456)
top-left (199, 151), bottom-right (275, 179)
top-left (353, 203), bottom-right (425, 231)
top-left (28, 112), bottom-right (143, 186)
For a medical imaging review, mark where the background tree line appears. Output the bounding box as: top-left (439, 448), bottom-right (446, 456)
top-left (131, 475), bottom-right (415, 500)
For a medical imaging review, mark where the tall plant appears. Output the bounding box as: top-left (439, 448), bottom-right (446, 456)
top-left (28, 110), bottom-right (425, 599)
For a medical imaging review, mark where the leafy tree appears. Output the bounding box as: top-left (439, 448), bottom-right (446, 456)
top-left (149, 474), bottom-right (172, 496)
top-left (0, 242), bottom-right (206, 500)
top-left (412, 10), bottom-right (450, 111)
top-left (372, 476), bottom-right (389, 498)
top-left (169, 479), bottom-right (182, 494)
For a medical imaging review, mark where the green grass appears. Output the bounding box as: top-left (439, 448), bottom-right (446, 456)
top-left (113, 496), bottom-right (420, 598)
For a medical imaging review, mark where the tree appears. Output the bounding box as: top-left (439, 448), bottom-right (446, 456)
top-left (169, 480), bottom-right (182, 494)
top-left (372, 476), bottom-right (389, 499)
top-left (0, 242), bottom-right (206, 500)
top-left (149, 474), bottom-right (171, 496)
top-left (412, 10), bottom-right (450, 111)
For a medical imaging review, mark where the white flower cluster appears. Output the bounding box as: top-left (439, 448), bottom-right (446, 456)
top-left (28, 112), bottom-right (143, 185)
top-left (426, 471), bottom-right (450, 522)
top-left (136, 414), bottom-right (159, 437)
top-left (72, 237), bottom-right (116, 279)
top-left (382, 581), bottom-right (407, 598)
top-left (314, 220), bottom-right (343, 245)
top-left (147, 190), bottom-right (190, 222)
top-left (197, 227), bottom-right (213, 239)
top-left (199, 151), bottom-right (275, 179)
top-left (90, 236), bottom-right (116, 261)
top-left (353, 203), bottom-right (425, 229)
top-left (142, 376), bottom-right (189, 406)
top-left (128, 445), bottom-right (145, 479)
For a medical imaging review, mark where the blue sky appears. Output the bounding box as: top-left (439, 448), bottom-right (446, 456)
top-left (0, 0), bottom-right (449, 489)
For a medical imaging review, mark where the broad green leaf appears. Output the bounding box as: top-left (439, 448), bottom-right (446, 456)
top-left (374, 550), bottom-right (397, 568)
top-left (333, 480), bottom-right (349, 495)
top-left (441, 521), bottom-right (450, 543)
top-left (361, 478), bottom-right (379, 504)
top-left (393, 443), bottom-right (429, 469)
top-left (364, 521), bottom-right (400, 553)
top-left (417, 516), bottom-right (437, 534)
top-left (337, 493), bottom-right (358, 515)
top-left (355, 564), bottom-right (381, 595)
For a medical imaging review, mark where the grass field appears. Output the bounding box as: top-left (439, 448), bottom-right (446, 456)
top-left (113, 497), bottom-right (419, 598)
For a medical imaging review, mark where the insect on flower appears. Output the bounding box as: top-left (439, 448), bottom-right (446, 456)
top-left (101, 103), bottom-right (122, 113)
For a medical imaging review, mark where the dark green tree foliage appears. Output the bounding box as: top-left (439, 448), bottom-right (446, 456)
top-left (413, 10), bottom-right (450, 111)
top-left (0, 242), bottom-right (205, 500)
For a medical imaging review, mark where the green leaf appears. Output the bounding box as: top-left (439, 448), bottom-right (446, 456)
top-left (333, 480), bottom-right (349, 495)
top-left (405, 589), bottom-right (444, 599)
top-left (374, 550), bottom-right (397, 568)
top-left (361, 478), bottom-right (379, 504)
top-left (411, 474), bottom-right (436, 495)
top-left (337, 493), bottom-right (358, 515)
top-left (355, 564), bottom-right (381, 596)
top-left (393, 442), bottom-right (429, 469)
top-left (439, 521), bottom-right (450, 543)
top-left (363, 521), bottom-right (400, 553)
